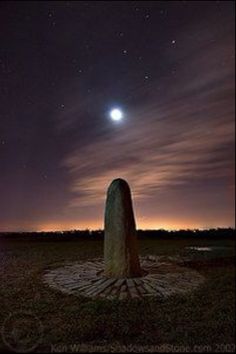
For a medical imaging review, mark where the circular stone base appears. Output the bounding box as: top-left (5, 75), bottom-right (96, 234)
top-left (43, 256), bottom-right (204, 300)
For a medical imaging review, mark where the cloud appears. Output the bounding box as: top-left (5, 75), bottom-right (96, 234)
top-left (60, 17), bottom-right (235, 218)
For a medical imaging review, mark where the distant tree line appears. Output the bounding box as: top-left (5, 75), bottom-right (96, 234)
top-left (0, 228), bottom-right (235, 241)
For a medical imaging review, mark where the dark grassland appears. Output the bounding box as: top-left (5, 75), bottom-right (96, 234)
top-left (0, 233), bottom-right (235, 352)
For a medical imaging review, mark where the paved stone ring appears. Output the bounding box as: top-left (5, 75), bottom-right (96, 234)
top-left (43, 256), bottom-right (204, 300)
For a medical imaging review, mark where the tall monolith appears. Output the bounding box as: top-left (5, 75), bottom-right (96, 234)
top-left (104, 178), bottom-right (142, 278)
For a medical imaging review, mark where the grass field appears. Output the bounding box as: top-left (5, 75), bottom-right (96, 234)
top-left (0, 236), bottom-right (235, 352)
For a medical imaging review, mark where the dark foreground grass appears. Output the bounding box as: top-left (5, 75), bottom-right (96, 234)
top-left (0, 237), bottom-right (235, 352)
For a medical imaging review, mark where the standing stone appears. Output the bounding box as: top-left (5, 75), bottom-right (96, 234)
top-left (104, 178), bottom-right (142, 278)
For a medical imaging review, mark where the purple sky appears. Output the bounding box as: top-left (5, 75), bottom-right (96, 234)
top-left (0, 1), bottom-right (235, 231)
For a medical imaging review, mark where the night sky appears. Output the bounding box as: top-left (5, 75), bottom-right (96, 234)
top-left (0, 1), bottom-right (235, 231)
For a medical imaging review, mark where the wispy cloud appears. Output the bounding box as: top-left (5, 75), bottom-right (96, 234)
top-left (55, 17), bottom-right (235, 230)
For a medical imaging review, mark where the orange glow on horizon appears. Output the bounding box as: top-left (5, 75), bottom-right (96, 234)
top-left (26, 218), bottom-right (234, 233)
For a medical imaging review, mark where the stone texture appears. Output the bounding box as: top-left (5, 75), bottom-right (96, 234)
top-left (104, 178), bottom-right (142, 278)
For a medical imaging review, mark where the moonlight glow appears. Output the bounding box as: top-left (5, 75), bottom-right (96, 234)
top-left (110, 108), bottom-right (123, 121)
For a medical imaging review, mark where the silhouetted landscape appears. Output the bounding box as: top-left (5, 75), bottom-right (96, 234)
top-left (0, 227), bottom-right (234, 241)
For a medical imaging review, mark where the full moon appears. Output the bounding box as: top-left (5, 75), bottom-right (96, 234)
top-left (110, 108), bottom-right (123, 121)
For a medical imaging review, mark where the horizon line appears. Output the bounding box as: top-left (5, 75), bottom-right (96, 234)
top-left (0, 226), bottom-right (235, 234)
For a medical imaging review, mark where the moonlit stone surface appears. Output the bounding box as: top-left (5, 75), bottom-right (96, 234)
top-left (104, 178), bottom-right (142, 278)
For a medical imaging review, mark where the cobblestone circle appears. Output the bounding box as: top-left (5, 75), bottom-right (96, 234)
top-left (43, 256), bottom-right (204, 300)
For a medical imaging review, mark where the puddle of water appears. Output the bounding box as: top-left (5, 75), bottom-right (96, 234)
top-left (187, 247), bottom-right (212, 252)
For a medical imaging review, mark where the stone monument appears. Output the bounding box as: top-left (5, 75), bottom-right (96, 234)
top-left (104, 178), bottom-right (142, 278)
top-left (43, 178), bottom-right (205, 299)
